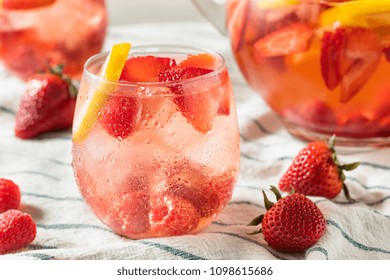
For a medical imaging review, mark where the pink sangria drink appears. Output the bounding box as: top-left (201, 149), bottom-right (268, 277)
top-left (0, 0), bottom-right (107, 80)
top-left (72, 44), bottom-right (240, 238)
top-left (227, 0), bottom-right (390, 146)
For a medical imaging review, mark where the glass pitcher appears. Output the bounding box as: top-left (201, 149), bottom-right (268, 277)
top-left (193, 0), bottom-right (390, 148)
top-left (0, 0), bottom-right (107, 80)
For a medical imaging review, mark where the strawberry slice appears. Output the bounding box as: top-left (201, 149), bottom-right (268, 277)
top-left (150, 195), bottom-right (200, 237)
top-left (339, 111), bottom-right (379, 138)
top-left (1, 0), bottom-right (56, 9)
top-left (320, 29), bottom-right (345, 90)
top-left (253, 23), bottom-right (313, 58)
top-left (284, 100), bottom-right (337, 132)
top-left (164, 166), bottom-right (235, 218)
top-left (159, 67), bottom-right (225, 133)
top-left (120, 56), bottom-right (176, 83)
top-left (228, 0), bottom-right (250, 51)
top-left (321, 27), bottom-right (381, 103)
top-left (295, 1), bottom-right (327, 26)
top-left (99, 94), bottom-right (140, 139)
top-left (384, 46), bottom-right (390, 63)
top-left (175, 54), bottom-right (231, 115)
top-left (176, 53), bottom-right (218, 69)
top-left (107, 191), bottom-right (150, 237)
top-left (216, 69), bottom-right (231, 115)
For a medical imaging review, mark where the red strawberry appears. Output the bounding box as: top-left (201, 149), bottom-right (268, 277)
top-left (163, 166), bottom-right (235, 218)
top-left (283, 100), bottom-right (337, 131)
top-left (320, 30), bottom-right (344, 90)
top-left (228, 0), bottom-right (250, 51)
top-left (248, 186), bottom-right (326, 253)
top-left (339, 111), bottom-right (379, 138)
top-left (245, 3), bottom-right (297, 46)
top-left (0, 209), bottom-right (36, 254)
top-left (295, 1), bottom-right (328, 26)
top-left (302, 100), bottom-right (337, 128)
top-left (216, 69), bottom-right (231, 115)
top-left (1, 0), bottom-right (56, 10)
top-left (105, 191), bottom-right (150, 237)
top-left (14, 65), bottom-right (77, 139)
top-left (384, 46), bottom-right (390, 63)
top-left (175, 53), bottom-right (218, 70)
top-left (149, 195), bottom-right (200, 237)
top-left (321, 27), bottom-right (381, 103)
top-left (278, 136), bottom-right (359, 200)
top-left (159, 67), bottom-right (213, 91)
top-left (120, 56), bottom-right (176, 83)
top-left (99, 95), bottom-right (140, 140)
top-left (253, 23), bottom-right (313, 58)
top-left (159, 67), bottom-right (223, 133)
top-left (0, 179), bottom-right (21, 214)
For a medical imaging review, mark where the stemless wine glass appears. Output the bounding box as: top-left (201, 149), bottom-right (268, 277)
top-left (72, 45), bottom-right (240, 239)
top-left (0, 0), bottom-right (107, 80)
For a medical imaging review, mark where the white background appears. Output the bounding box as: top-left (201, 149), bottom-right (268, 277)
top-left (106, 0), bottom-right (204, 25)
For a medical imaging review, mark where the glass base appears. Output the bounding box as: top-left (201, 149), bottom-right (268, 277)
top-left (284, 121), bottom-right (390, 153)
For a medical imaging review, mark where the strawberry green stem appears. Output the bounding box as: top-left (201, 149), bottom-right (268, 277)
top-left (247, 214), bottom-right (264, 226)
top-left (48, 64), bottom-right (78, 98)
top-left (270, 185), bottom-right (282, 201)
top-left (263, 190), bottom-right (275, 210)
top-left (328, 135), bottom-right (359, 201)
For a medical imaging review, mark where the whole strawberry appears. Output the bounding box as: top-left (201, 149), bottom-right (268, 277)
top-left (14, 65), bottom-right (77, 139)
top-left (278, 136), bottom-right (359, 200)
top-left (99, 94), bottom-right (140, 140)
top-left (0, 179), bottom-right (21, 213)
top-left (0, 209), bottom-right (36, 254)
top-left (249, 186), bottom-right (326, 253)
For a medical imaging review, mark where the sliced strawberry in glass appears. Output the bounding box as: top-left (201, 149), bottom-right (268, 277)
top-left (321, 27), bottom-right (381, 103)
top-left (106, 191), bottom-right (150, 237)
top-left (283, 100), bottom-right (337, 132)
top-left (295, 1), bottom-right (328, 26)
top-left (149, 195), bottom-right (200, 237)
top-left (99, 94), bottom-right (140, 140)
top-left (339, 111), bottom-right (380, 138)
top-left (252, 23), bottom-right (313, 58)
top-left (339, 29), bottom-right (381, 103)
top-left (164, 166), bottom-right (234, 218)
top-left (228, 0), bottom-right (250, 51)
top-left (384, 46), bottom-right (390, 62)
top-left (120, 56), bottom-right (176, 83)
top-left (320, 29), bottom-right (345, 90)
top-left (1, 0), bottom-right (56, 10)
top-left (174, 54), bottom-right (230, 115)
top-left (216, 69), bottom-right (231, 116)
top-left (175, 53), bottom-right (218, 69)
top-left (371, 85), bottom-right (390, 134)
top-left (159, 67), bottom-right (225, 133)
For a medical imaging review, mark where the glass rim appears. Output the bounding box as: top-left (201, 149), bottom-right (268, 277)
top-left (83, 44), bottom-right (227, 88)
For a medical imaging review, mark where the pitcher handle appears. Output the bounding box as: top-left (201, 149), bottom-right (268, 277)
top-left (192, 0), bottom-right (227, 35)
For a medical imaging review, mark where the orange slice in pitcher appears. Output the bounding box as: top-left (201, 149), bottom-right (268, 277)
top-left (0, 0), bottom-right (56, 10)
top-left (256, 0), bottom-right (297, 10)
top-left (73, 43), bottom-right (131, 143)
top-left (321, 0), bottom-right (390, 34)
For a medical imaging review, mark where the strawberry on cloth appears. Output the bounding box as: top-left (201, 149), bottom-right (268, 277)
top-left (14, 65), bottom-right (77, 139)
top-left (278, 135), bottom-right (359, 200)
top-left (248, 186), bottom-right (326, 253)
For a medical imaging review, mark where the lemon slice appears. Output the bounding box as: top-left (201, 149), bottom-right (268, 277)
top-left (256, 0), bottom-right (297, 10)
top-left (73, 43), bottom-right (131, 143)
top-left (321, 0), bottom-right (390, 29)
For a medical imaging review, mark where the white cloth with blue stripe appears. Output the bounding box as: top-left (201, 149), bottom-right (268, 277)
top-left (1, 22), bottom-right (390, 260)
